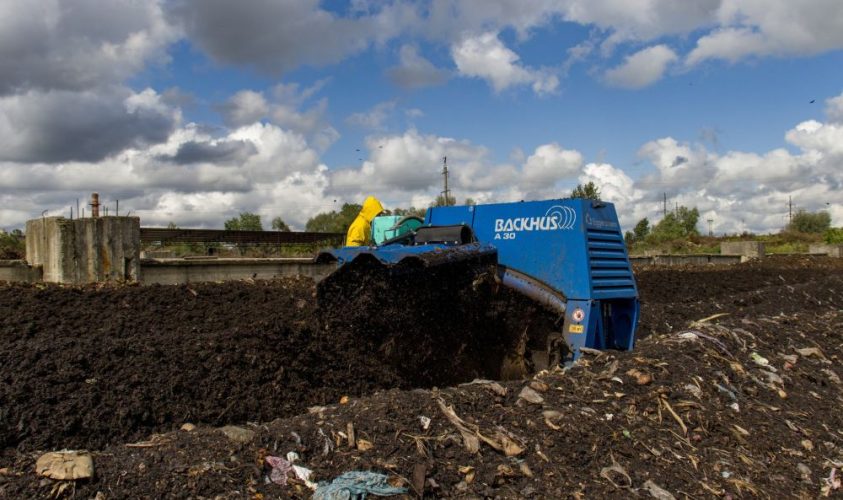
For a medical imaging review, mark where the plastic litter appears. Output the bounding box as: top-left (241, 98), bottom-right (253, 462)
top-left (286, 452), bottom-right (318, 490)
top-left (750, 352), bottom-right (769, 366)
top-left (265, 455), bottom-right (293, 485)
top-left (313, 471), bottom-right (408, 500)
top-left (418, 415), bottom-right (431, 430)
top-left (643, 479), bottom-right (676, 500)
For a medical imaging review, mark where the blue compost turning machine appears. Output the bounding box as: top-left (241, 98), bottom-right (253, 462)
top-left (317, 198), bottom-right (639, 370)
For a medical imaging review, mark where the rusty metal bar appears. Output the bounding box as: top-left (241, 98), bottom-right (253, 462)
top-left (90, 193), bottom-right (100, 218)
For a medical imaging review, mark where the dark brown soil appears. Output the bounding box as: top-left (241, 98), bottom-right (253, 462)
top-left (1, 255), bottom-right (842, 498)
top-left (0, 277), bottom-right (404, 453)
top-left (0, 260), bottom-right (542, 455)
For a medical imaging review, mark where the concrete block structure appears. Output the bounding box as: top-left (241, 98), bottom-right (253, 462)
top-left (0, 260), bottom-right (42, 283)
top-left (25, 216), bottom-right (140, 284)
top-left (720, 241), bottom-right (765, 258)
top-left (809, 243), bottom-right (843, 257)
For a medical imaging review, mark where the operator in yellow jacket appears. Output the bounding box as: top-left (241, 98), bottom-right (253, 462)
top-left (345, 196), bottom-right (384, 246)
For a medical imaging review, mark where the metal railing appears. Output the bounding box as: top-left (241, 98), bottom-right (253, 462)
top-left (140, 228), bottom-right (343, 246)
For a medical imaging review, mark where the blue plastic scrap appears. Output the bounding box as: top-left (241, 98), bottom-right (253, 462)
top-left (313, 471), bottom-right (408, 500)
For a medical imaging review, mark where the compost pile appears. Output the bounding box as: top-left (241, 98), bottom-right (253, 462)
top-left (1, 256), bottom-right (842, 498)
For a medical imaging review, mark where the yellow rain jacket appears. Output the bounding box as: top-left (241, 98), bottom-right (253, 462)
top-left (345, 196), bottom-right (384, 246)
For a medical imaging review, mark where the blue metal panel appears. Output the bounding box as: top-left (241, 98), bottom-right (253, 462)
top-left (320, 198), bottom-right (640, 359)
top-left (427, 199), bottom-right (630, 300)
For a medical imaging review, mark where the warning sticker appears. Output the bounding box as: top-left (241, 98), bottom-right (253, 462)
top-left (568, 324), bottom-right (584, 334)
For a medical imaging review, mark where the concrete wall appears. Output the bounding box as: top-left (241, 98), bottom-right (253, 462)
top-left (809, 244), bottom-right (843, 257)
top-left (25, 217), bottom-right (67, 282)
top-left (629, 254), bottom-right (743, 266)
top-left (720, 241), bottom-right (765, 258)
top-left (141, 258), bottom-right (334, 285)
top-left (0, 260), bottom-right (42, 283)
top-left (25, 216), bottom-right (140, 284)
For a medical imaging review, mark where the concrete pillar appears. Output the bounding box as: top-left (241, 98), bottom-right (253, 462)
top-left (25, 216), bottom-right (140, 284)
top-left (720, 241), bottom-right (765, 258)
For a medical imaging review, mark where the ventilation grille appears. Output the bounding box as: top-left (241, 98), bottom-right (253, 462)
top-left (587, 228), bottom-right (636, 296)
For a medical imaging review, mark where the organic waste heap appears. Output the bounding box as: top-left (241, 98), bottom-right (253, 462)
top-left (0, 256), bottom-right (841, 498)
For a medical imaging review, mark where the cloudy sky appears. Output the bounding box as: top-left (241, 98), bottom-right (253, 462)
top-left (1, 0), bottom-right (842, 233)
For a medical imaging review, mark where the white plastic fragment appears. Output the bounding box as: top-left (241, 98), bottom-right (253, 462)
top-left (684, 384), bottom-right (702, 399)
top-left (518, 386), bottom-right (544, 404)
top-left (643, 479), bottom-right (676, 500)
top-left (285, 451), bottom-right (318, 490)
top-left (750, 352), bottom-right (769, 366)
top-left (418, 416), bottom-right (431, 430)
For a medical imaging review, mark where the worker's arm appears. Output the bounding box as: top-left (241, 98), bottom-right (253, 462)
top-left (345, 217), bottom-right (369, 246)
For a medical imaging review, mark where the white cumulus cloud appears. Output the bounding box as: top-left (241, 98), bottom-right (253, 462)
top-left (522, 144), bottom-right (583, 189)
top-left (451, 32), bottom-right (558, 95)
top-left (604, 44), bottom-right (677, 89)
top-left (346, 101), bottom-right (397, 130)
top-left (386, 45), bottom-right (449, 89)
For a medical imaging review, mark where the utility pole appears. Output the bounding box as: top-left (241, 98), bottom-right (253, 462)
top-left (441, 156), bottom-right (452, 206)
top-left (788, 196), bottom-right (793, 224)
top-left (663, 193), bottom-right (667, 216)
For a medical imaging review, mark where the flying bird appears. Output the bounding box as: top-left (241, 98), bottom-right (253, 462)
top-left (810, 99), bottom-right (816, 103)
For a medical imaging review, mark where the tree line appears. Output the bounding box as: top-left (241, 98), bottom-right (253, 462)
top-left (220, 183), bottom-right (600, 233)
top-left (218, 181), bottom-right (837, 246)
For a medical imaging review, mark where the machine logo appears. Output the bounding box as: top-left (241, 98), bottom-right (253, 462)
top-left (544, 205), bottom-right (577, 230)
top-left (493, 205), bottom-right (576, 239)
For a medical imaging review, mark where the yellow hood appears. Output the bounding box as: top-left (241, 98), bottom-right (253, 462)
top-left (359, 196), bottom-right (384, 222)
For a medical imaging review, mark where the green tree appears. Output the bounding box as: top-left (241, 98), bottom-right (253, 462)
top-left (306, 203), bottom-right (361, 233)
top-left (0, 229), bottom-right (24, 259)
top-left (271, 216), bottom-right (290, 232)
top-left (571, 182), bottom-right (601, 200)
top-left (788, 210), bottom-right (831, 233)
top-left (224, 212), bottom-right (263, 231)
top-left (464, 198), bottom-right (477, 206)
top-left (826, 227), bottom-right (843, 244)
top-left (432, 194), bottom-right (456, 207)
top-left (648, 206), bottom-right (700, 242)
top-left (633, 218), bottom-right (650, 241)
top-left (391, 206), bottom-right (427, 218)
